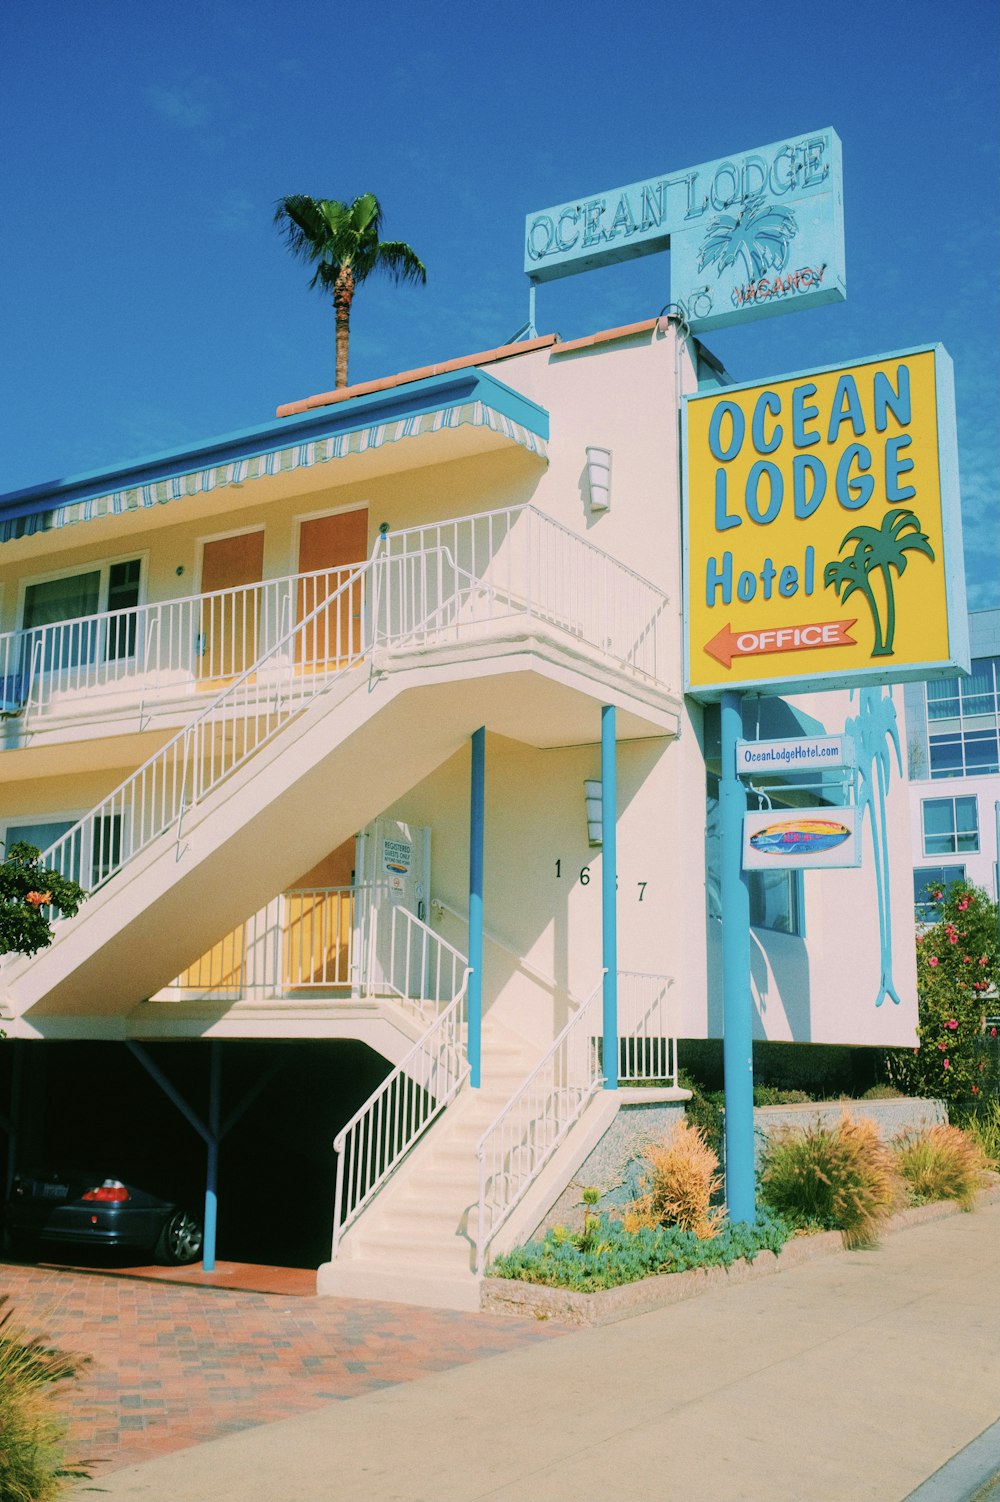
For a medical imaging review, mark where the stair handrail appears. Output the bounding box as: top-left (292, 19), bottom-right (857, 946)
top-left (365, 903), bottom-right (470, 1022)
top-left (331, 960), bottom-right (473, 1255)
top-left (28, 559), bottom-right (373, 898)
top-left (475, 971), bottom-right (605, 1273)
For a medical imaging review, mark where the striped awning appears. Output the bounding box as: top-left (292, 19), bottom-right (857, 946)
top-left (0, 369), bottom-right (549, 544)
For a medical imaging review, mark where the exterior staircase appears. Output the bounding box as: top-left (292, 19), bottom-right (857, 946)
top-left (318, 1019), bottom-right (538, 1310)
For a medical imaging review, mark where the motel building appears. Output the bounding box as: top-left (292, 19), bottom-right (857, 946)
top-left (0, 315), bottom-right (921, 1308)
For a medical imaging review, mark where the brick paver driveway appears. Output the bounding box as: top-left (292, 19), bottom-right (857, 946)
top-left (2, 1262), bottom-right (571, 1478)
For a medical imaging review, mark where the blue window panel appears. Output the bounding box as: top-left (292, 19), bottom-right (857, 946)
top-left (914, 865), bottom-right (966, 919)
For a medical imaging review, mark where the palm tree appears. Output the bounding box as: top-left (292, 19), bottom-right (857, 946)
top-left (274, 194), bottom-right (426, 389)
top-left (824, 507), bottom-right (935, 657)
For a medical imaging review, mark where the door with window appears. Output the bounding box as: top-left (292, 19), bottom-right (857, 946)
top-left (21, 560), bottom-right (142, 687)
top-left (198, 531), bottom-right (265, 686)
top-left (296, 510), bottom-right (368, 672)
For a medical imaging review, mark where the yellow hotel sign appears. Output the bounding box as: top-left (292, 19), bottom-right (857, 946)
top-left (683, 345), bottom-right (968, 697)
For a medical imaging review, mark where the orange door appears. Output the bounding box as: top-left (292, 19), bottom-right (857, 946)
top-left (198, 531), bottom-right (265, 685)
top-left (296, 510), bottom-right (368, 670)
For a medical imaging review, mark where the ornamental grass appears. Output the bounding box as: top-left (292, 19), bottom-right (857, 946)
top-left (620, 1118), bottom-right (723, 1240)
top-left (0, 1298), bottom-right (90, 1502)
top-left (894, 1123), bottom-right (991, 1210)
top-left (759, 1113), bottom-right (900, 1249)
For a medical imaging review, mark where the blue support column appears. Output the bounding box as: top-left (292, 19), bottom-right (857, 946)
top-left (720, 691), bottom-right (756, 1223)
top-left (602, 705), bottom-right (618, 1090)
top-left (468, 726), bottom-right (485, 1089)
top-left (203, 1041), bottom-right (222, 1271)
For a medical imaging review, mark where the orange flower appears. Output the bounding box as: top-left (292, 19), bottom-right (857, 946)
top-left (25, 890), bottom-right (51, 908)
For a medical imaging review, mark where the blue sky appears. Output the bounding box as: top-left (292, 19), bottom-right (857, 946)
top-left (2, 0), bottom-right (998, 607)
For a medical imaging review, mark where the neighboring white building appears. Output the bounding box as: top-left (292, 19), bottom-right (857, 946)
top-left (905, 608), bottom-right (1000, 916)
top-left (0, 317), bottom-right (920, 1302)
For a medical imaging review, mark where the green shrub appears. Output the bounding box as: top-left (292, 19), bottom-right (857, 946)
top-left (0, 1298), bottom-right (90, 1501)
top-left (678, 1071), bottom-right (724, 1161)
top-left (951, 1098), bottom-right (1000, 1169)
top-left (886, 883), bottom-right (999, 1103)
top-left (894, 1124), bottom-right (990, 1210)
top-left (487, 1212), bottom-right (791, 1292)
top-left (753, 1086), bottom-right (812, 1106)
top-left (759, 1113), bottom-right (900, 1249)
top-left (861, 1083), bottom-right (903, 1100)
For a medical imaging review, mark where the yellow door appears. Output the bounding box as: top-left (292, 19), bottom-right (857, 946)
top-left (198, 530), bottom-right (265, 686)
top-left (296, 510), bottom-right (368, 672)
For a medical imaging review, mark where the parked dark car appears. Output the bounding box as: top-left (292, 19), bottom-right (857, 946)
top-left (4, 1168), bottom-right (204, 1265)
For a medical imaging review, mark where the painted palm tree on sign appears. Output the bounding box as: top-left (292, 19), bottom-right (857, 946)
top-left (824, 507), bottom-right (935, 658)
top-left (274, 194), bottom-right (426, 389)
top-left (698, 195), bottom-right (798, 282)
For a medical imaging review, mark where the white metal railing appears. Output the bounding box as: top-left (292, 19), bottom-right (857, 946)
top-left (375, 505), bottom-right (671, 684)
top-left (0, 566), bottom-right (360, 726)
top-left (475, 973), bottom-right (605, 1273)
top-left (16, 506), bottom-right (673, 908)
top-left (165, 885), bottom-right (364, 998)
top-left (617, 971), bottom-right (677, 1084)
top-left (366, 903), bottom-right (470, 1022)
top-left (332, 953), bottom-right (472, 1255)
top-left (35, 562), bottom-right (370, 894)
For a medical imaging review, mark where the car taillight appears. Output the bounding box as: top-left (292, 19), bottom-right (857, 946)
top-left (82, 1180), bottom-right (130, 1203)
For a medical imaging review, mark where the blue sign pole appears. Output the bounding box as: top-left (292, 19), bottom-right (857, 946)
top-left (602, 705), bottom-right (618, 1089)
top-left (720, 690), bottom-right (756, 1223)
top-left (468, 726), bottom-right (485, 1089)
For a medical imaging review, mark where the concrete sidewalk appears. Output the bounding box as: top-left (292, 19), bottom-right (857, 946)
top-left (77, 1201), bottom-right (1000, 1502)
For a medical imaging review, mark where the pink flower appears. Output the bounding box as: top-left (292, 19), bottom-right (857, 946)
top-left (943, 1059), bottom-right (950, 1069)
top-left (963, 956), bottom-right (972, 964)
top-left (992, 1028), bottom-right (998, 1038)
top-left (933, 890), bottom-right (943, 900)
top-left (949, 935), bottom-right (958, 945)
top-left (947, 1019), bottom-right (959, 1029)
top-left (928, 957), bottom-right (939, 968)
top-left (937, 1041), bottom-right (947, 1051)
top-left (958, 897), bottom-right (970, 911)
top-left (972, 1085), bottom-right (980, 1095)
top-left (979, 957), bottom-right (988, 967)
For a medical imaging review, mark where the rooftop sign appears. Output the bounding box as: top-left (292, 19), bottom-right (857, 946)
top-left (683, 344), bottom-right (969, 698)
top-left (524, 129), bottom-right (845, 333)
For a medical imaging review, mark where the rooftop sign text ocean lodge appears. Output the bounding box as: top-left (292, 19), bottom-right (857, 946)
top-left (524, 130), bottom-right (846, 333)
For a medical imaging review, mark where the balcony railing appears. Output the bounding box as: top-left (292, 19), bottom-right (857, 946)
top-left (375, 505), bottom-right (671, 684)
top-left (161, 885), bottom-right (363, 1000)
top-left (0, 565), bottom-right (362, 726)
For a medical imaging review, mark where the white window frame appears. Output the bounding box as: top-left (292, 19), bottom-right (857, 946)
top-left (921, 795), bottom-right (979, 856)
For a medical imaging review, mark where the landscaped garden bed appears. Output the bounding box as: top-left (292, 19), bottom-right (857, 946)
top-left (481, 1108), bottom-right (1000, 1325)
top-left (481, 1183), bottom-right (1000, 1325)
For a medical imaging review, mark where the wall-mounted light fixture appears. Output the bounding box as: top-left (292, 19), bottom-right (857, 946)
top-left (586, 446), bottom-right (612, 512)
top-left (584, 778), bottom-right (603, 846)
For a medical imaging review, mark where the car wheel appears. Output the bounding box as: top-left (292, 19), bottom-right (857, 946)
top-left (154, 1209), bottom-right (203, 1266)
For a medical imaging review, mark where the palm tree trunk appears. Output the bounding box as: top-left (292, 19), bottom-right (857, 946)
top-left (879, 565), bottom-right (897, 655)
top-left (333, 265), bottom-right (355, 388)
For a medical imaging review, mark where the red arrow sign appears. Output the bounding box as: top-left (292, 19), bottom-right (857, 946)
top-left (704, 618), bottom-right (857, 670)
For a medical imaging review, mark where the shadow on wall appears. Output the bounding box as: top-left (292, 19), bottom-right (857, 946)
top-left (706, 923), bottom-right (813, 1042)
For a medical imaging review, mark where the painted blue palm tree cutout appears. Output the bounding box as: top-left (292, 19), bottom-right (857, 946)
top-left (698, 196), bottom-right (798, 282)
top-left (845, 687), bottom-right (902, 1007)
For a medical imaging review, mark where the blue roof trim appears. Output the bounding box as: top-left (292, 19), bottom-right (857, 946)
top-left (0, 367), bottom-right (550, 526)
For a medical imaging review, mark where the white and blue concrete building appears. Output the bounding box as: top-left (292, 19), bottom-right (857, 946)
top-left (0, 317), bottom-right (920, 1304)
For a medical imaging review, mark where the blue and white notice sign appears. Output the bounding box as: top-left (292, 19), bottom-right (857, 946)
top-left (736, 736), bottom-right (854, 774)
top-left (524, 129), bottom-right (845, 333)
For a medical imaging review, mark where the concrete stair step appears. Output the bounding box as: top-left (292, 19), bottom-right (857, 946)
top-left (317, 1259), bottom-right (481, 1311)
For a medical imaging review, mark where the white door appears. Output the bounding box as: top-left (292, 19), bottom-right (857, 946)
top-left (358, 819), bottom-right (431, 996)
